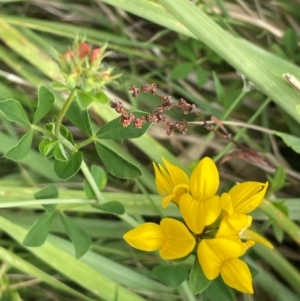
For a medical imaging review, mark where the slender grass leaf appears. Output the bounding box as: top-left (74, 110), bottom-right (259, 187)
top-left (54, 151), bottom-right (83, 180)
top-left (212, 71), bottom-right (226, 105)
top-left (296, 104), bottom-right (300, 116)
top-left (5, 129), bottom-right (33, 160)
top-left (0, 99), bottom-right (30, 125)
top-left (33, 85), bottom-right (55, 124)
top-left (0, 246), bottom-right (93, 301)
top-left (92, 201), bottom-right (125, 215)
top-left (0, 217), bottom-right (148, 301)
top-left (59, 212), bottom-right (91, 259)
top-left (23, 212), bottom-right (54, 247)
top-left (0, 19), bottom-right (63, 82)
top-left (152, 264), bottom-right (190, 288)
top-left (96, 111), bottom-right (151, 139)
top-left (189, 257), bottom-right (211, 294)
top-left (84, 165), bottom-right (107, 199)
top-left (110, 0), bottom-right (300, 123)
top-left (66, 102), bottom-right (92, 136)
top-left (275, 131), bottom-right (300, 153)
top-left (95, 142), bottom-right (142, 178)
top-left (34, 184), bottom-right (58, 212)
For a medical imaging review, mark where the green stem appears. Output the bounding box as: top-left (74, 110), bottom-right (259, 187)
top-left (77, 136), bottom-right (95, 149)
top-left (55, 88), bottom-right (77, 150)
top-left (0, 199), bottom-right (96, 208)
top-left (259, 199), bottom-right (300, 245)
top-left (80, 160), bottom-right (105, 203)
top-left (253, 243), bottom-right (300, 295)
top-left (177, 280), bottom-right (196, 301)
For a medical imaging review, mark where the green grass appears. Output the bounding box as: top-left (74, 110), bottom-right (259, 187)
top-left (0, 1), bottom-right (300, 300)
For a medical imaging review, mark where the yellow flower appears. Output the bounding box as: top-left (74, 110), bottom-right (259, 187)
top-left (153, 158), bottom-right (189, 208)
top-left (220, 193), bottom-right (273, 249)
top-left (197, 238), bottom-right (253, 294)
top-left (228, 181), bottom-right (268, 214)
top-left (123, 218), bottom-right (196, 260)
top-left (179, 157), bottom-right (221, 234)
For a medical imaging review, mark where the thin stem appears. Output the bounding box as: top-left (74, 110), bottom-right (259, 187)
top-left (77, 136), bottom-right (95, 149)
top-left (213, 97), bottom-right (272, 162)
top-left (0, 199), bottom-right (96, 208)
top-left (80, 160), bottom-right (105, 203)
top-left (177, 279), bottom-right (196, 301)
top-left (55, 88), bottom-right (77, 150)
top-left (189, 120), bottom-right (275, 135)
top-left (135, 178), bottom-right (165, 217)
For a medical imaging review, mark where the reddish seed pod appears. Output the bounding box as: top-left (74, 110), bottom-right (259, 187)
top-left (90, 48), bottom-right (101, 64)
top-left (78, 42), bottom-right (91, 59)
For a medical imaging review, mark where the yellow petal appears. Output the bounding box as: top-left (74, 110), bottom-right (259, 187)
top-left (123, 223), bottom-right (164, 251)
top-left (216, 214), bottom-right (251, 242)
top-left (162, 158), bottom-right (189, 187)
top-left (153, 163), bottom-right (172, 197)
top-left (159, 218), bottom-right (196, 259)
top-left (197, 238), bottom-right (245, 280)
top-left (189, 157), bottom-right (219, 200)
top-left (220, 193), bottom-right (234, 215)
top-left (179, 194), bottom-right (221, 234)
top-left (153, 159), bottom-right (189, 208)
top-left (229, 181), bottom-right (268, 213)
top-left (241, 229), bottom-right (273, 249)
top-left (220, 258), bottom-right (253, 294)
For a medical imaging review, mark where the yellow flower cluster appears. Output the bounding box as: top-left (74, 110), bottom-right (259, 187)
top-left (124, 157), bottom-right (273, 294)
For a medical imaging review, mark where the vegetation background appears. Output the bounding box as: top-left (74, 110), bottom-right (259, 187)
top-left (0, 0), bottom-right (300, 300)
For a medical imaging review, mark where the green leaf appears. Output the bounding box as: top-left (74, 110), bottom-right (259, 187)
top-left (66, 102), bottom-right (92, 136)
top-left (94, 91), bottom-right (110, 104)
top-left (152, 264), bottom-right (190, 288)
top-left (92, 201), bottom-right (125, 215)
top-left (275, 131), bottom-right (300, 153)
top-left (53, 142), bottom-right (68, 161)
top-left (54, 151), bottom-right (83, 180)
top-left (205, 277), bottom-right (235, 301)
top-left (267, 165), bottom-right (288, 191)
top-left (175, 39), bottom-right (196, 61)
top-left (39, 140), bottom-right (56, 158)
top-left (189, 257), bottom-right (211, 294)
top-left (76, 90), bottom-right (95, 109)
top-left (195, 65), bottom-right (208, 86)
top-left (34, 184), bottom-right (58, 212)
top-left (52, 81), bottom-right (69, 91)
top-left (23, 212), bottom-right (54, 247)
top-left (59, 212), bottom-right (91, 259)
top-left (84, 165), bottom-right (107, 199)
top-left (282, 28), bottom-right (298, 58)
top-left (5, 129), bottom-right (34, 160)
top-left (0, 99), bottom-right (30, 125)
top-left (33, 85), bottom-right (55, 124)
top-left (96, 111), bottom-right (151, 139)
top-left (95, 142), bottom-right (142, 179)
top-left (170, 62), bottom-right (194, 80)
